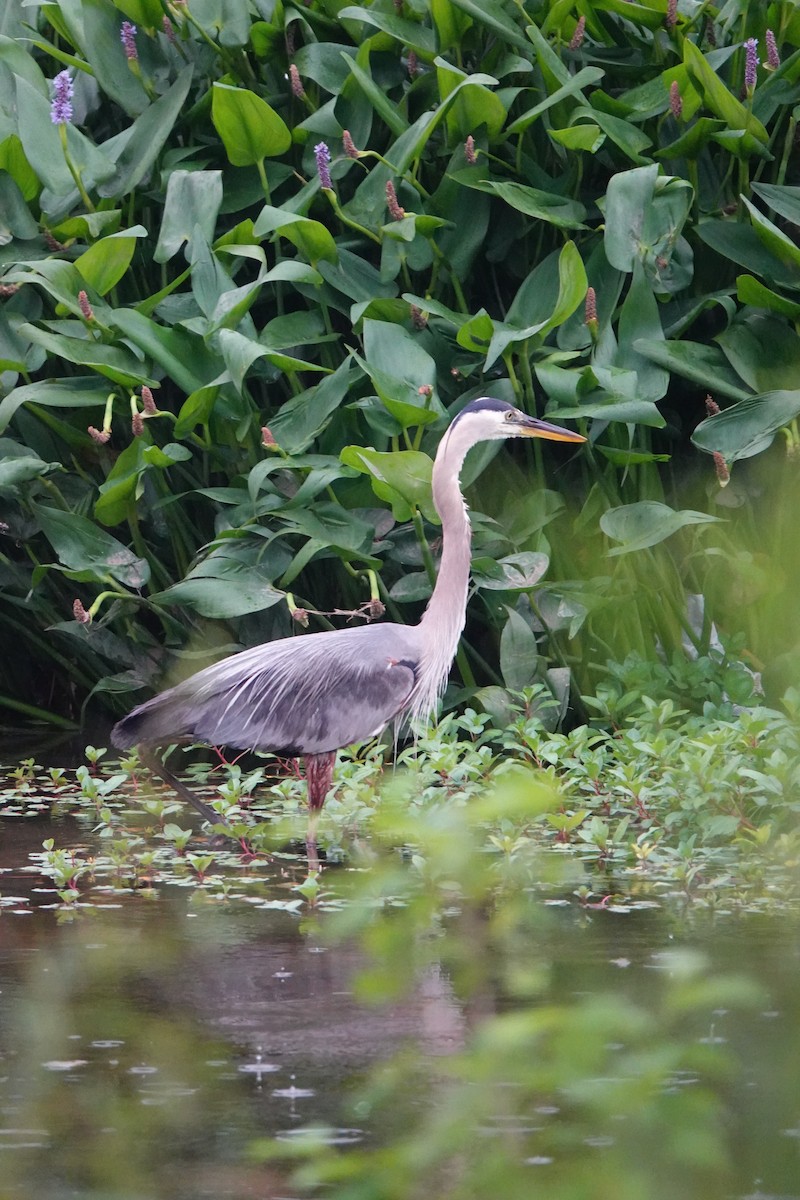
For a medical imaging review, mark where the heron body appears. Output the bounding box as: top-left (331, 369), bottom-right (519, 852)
top-left (112, 398), bottom-right (584, 851)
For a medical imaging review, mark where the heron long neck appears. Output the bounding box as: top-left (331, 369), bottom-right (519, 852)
top-left (413, 428), bottom-right (474, 723)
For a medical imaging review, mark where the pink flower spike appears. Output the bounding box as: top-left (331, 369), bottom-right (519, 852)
top-left (386, 180), bottom-right (405, 220)
top-left (73, 599), bottom-right (91, 624)
top-left (314, 142), bottom-right (332, 189)
top-left (120, 20), bottom-right (138, 61)
top-left (765, 29), bottom-right (780, 71)
top-left (569, 15), bottom-right (586, 50)
top-left (289, 64), bottom-right (305, 98)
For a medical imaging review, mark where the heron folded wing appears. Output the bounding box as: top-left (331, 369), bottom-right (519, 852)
top-left (112, 623), bottom-right (419, 756)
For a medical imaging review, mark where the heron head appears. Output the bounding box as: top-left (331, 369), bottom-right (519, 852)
top-left (452, 397), bottom-right (586, 444)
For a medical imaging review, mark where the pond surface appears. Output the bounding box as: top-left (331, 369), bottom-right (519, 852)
top-left (0, 760), bottom-right (799, 1200)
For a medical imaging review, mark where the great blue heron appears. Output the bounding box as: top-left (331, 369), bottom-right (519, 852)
top-left (112, 397), bottom-right (584, 856)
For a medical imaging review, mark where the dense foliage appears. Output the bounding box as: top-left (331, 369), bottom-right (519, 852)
top-left (2, 0), bottom-right (800, 725)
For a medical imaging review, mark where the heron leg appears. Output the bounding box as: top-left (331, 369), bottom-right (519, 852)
top-left (138, 744), bottom-right (222, 827)
top-left (303, 751), bottom-right (335, 868)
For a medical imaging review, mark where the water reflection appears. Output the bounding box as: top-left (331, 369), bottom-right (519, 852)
top-left (0, 813), bottom-right (798, 1198)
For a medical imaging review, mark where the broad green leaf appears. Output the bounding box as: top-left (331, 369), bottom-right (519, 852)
top-left (654, 117), bottom-right (727, 160)
top-left (683, 39), bottom-right (768, 145)
top-left (97, 68), bottom-right (194, 199)
top-left (211, 83), bottom-right (291, 166)
top-left (697, 218), bottom-right (800, 289)
top-left (456, 176), bottom-right (587, 229)
top-left (484, 242), bottom-right (587, 369)
top-left (500, 606), bottom-right (540, 691)
top-left (741, 196), bottom-right (800, 274)
top-left (108, 308), bottom-right (221, 395)
top-left (0, 133), bottom-right (40, 201)
top-left (616, 264), bottom-right (669, 402)
top-left (154, 170), bottom-right (223, 263)
top-left (475, 552), bottom-right (550, 591)
top-left (54, 0), bottom-right (148, 114)
top-left (507, 67), bottom-right (605, 135)
top-left (343, 52), bottom-right (409, 138)
top-left (15, 76), bottom-right (115, 196)
top-left (74, 230), bottom-right (143, 295)
top-left (95, 440), bottom-right (192, 526)
top-left (716, 314), bottom-right (800, 393)
top-left (155, 573), bottom-right (284, 619)
top-left (692, 389), bottom-right (800, 462)
top-left (33, 503), bottom-right (150, 587)
top-left (447, 0), bottom-right (529, 52)
top-left (633, 338), bottom-right (751, 402)
top-left (19, 323), bottom-right (157, 387)
top-left (573, 106), bottom-right (652, 162)
top-left (218, 329), bottom-right (328, 394)
top-left (0, 171), bottom-right (38, 243)
top-left (549, 124), bottom-right (606, 153)
top-left (0, 377), bottom-right (109, 435)
top-left (600, 501), bottom-right (720, 556)
top-left (254, 205), bottom-right (338, 265)
top-left (751, 181), bottom-right (800, 227)
top-left (269, 361), bottom-right (358, 454)
top-left (340, 446), bottom-right (435, 522)
top-left (338, 7), bottom-right (437, 54)
top-left (736, 274), bottom-right (800, 319)
top-left (0, 445), bottom-right (58, 488)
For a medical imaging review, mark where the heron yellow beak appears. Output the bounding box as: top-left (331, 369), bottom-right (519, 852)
top-left (520, 416), bottom-right (586, 443)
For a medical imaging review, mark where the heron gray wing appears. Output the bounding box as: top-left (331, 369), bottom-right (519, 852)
top-left (112, 622), bottom-right (420, 755)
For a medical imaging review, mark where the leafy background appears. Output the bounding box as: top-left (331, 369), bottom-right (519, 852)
top-left (2, 0), bottom-right (800, 729)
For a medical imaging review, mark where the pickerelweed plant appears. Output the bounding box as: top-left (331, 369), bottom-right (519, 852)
top-left (5, 665), bottom-right (798, 914)
top-left (1, 1), bottom-right (800, 729)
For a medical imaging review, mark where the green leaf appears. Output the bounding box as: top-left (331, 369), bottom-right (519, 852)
top-left (458, 176), bottom-right (587, 230)
top-left (340, 446), bottom-right (435, 522)
top-left (154, 171), bottom-right (224, 263)
top-left (154, 553), bottom-right (285, 618)
top-left (97, 68), bottom-right (194, 199)
top-left (19, 323), bottom-right (157, 388)
top-left (600, 501), bottom-right (720, 556)
top-left (692, 390), bottom-right (800, 463)
top-left (475, 552), bottom-right (550, 591)
top-left (548, 124), bottom-right (606, 153)
top-left (107, 308), bottom-right (222, 395)
top-left (633, 338), bottom-right (751, 402)
top-left (0, 377), bottom-right (109, 436)
top-left (269, 360), bottom-right (358, 454)
top-left (500, 607), bottom-right (539, 691)
top-left (211, 83), bottom-right (291, 167)
top-left (338, 6), bottom-right (437, 54)
top-left (0, 171), bottom-right (38, 243)
top-left (448, 0), bottom-right (529, 52)
top-left (741, 196), bottom-right (800, 274)
top-left (697, 218), bottom-right (800, 289)
top-left (74, 230), bottom-right (143, 295)
top-left (14, 76), bottom-right (115, 197)
top-left (736, 274), bottom-right (800, 319)
top-left (683, 39), bottom-right (768, 145)
top-left (94, 440), bottom-right (192, 526)
top-left (33, 503), bottom-right (150, 587)
top-left (254, 204), bottom-right (338, 265)
top-left (507, 67), bottom-right (605, 135)
top-left (716, 314), bottom-right (800, 393)
top-left (343, 51), bottom-right (409, 138)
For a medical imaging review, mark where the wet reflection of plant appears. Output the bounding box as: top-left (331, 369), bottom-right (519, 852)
top-left (253, 778), bottom-right (766, 1200)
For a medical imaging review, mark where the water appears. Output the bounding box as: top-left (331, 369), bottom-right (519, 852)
top-left (1, 784), bottom-right (799, 1198)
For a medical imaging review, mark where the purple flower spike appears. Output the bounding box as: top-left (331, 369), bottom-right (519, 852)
top-left (121, 20), bottom-right (138, 61)
top-left (744, 37), bottom-right (759, 90)
top-left (50, 70), bottom-right (74, 126)
top-left (766, 29), bottom-right (780, 71)
top-left (314, 141), bottom-right (332, 190)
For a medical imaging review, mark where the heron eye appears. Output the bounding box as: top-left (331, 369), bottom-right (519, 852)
top-left (504, 409), bottom-right (515, 421)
